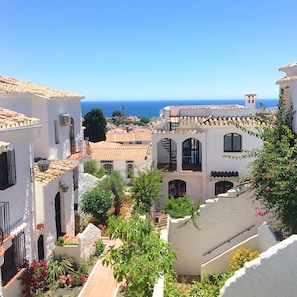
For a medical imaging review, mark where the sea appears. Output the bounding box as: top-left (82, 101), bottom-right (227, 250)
top-left (81, 98), bottom-right (279, 118)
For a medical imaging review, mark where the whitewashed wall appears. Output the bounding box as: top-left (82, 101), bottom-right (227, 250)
top-left (35, 171), bottom-right (75, 258)
top-left (0, 94), bottom-right (83, 160)
top-left (169, 188), bottom-right (270, 276)
top-left (201, 222), bottom-right (277, 279)
top-left (47, 99), bottom-right (82, 160)
top-left (0, 126), bottom-right (39, 261)
top-left (95, 156), bottom-right (152, 184)
top-left (153, 124), bottom-right (262, 202)
top-left (220, 235), bottom-right (297, 297)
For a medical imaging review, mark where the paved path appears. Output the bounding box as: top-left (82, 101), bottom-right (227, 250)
top-left (79, 238), bottom-right (121, 297)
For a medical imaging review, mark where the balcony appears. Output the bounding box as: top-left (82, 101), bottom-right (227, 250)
top-left (157, 162), bottom-right (177, 172)
top-left (182, 156), bottom-right (202, 172)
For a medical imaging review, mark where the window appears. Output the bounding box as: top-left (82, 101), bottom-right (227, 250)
top-left (73, 167), bottom-right (79, 190)
top-left (101, 160), bottom-right (113, 173)
top-left (54, 119), bottom-right (60, 144)
top-left (215, 181), bottom-right (233, 196)
top-left (182, 138), bottom-right (199, 164)
top-left (126, 161), bottom-right (134, 178)
top-left (0, 149), bottom-right (16, 190)
top-left (224, 133), bottom-right (242, 152)
top-left (168, 180), bottom-right (186, 198)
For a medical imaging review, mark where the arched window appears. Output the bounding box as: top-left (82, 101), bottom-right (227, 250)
top-left (215, 181), bottom-right (233, 196)
top-left (182, 138), bottom-right (201, 171)
top-left (224, 133), bottom-right (242, 152)
top-left (168, 180), bottom-right (186, 198)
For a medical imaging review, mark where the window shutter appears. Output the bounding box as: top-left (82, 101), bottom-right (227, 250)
top-left (7, 149), bottom-right (16, 185)
top-left (224, 134), bottom-right (232, 151)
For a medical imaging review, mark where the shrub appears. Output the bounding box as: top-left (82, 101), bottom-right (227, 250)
top-left (80, 187), bottom-right (112, 225)
top-left (230, 248), bottom-right (260, 271)
top-left (94, 239), bottom-right (105, 256)
top-left (47, 255), bottom-right (75, 285)
top-left (162, 194), bottom-right (199, 219)
top-left (20, 259), bottom-right (49, 297)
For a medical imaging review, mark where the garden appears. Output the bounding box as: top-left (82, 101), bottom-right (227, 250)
top-left (19, 239), bottom-right (105, 297)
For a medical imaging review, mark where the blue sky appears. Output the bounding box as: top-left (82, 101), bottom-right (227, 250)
top-left (1, 0), bottom-right (296, 100)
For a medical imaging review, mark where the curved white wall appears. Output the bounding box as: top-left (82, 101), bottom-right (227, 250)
top-left (220, 235), bottom-right (297, 297)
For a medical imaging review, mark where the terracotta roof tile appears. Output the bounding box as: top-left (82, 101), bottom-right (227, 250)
top-left (90, 141), bottom-right (151, 161)
top-left (279, 62), bottom-right (297, 71)
top-left (106, 128), bottom-right (152, 142)
top-left (34, 159), bottom-right (78, 184)
top-left (153, 115), bottom-right (265, 133)
top-left (0, 107), bottom-right (40, 130)
top-left (0, 76), bottom-right (83, 98)
top-left (276, 76), bottom-right (297, 84)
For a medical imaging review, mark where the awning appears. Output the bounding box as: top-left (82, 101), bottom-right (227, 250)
top-left (211, 171), bottom-right (239, 178)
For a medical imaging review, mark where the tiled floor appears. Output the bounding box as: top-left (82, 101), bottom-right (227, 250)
top-left (79, 238), bottom-right (121, 297)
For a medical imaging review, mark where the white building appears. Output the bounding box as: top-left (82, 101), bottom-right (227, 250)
top-left (152, 94), bottom-right (264, 203)
top-left (90, 141), bottom-right (152, 183)
top-left (0, 76), bottom-right (90, 295)
top-left (0, 108), bottom-right (41, 293)
top-left (218, 61), bottom-right (297, 297)
top-left (276, 62), bottom-right (297, 132)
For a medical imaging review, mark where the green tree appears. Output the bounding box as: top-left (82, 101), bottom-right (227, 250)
top-left (112, 110), bottom-right (124, 117)
top-left (251, 88), bottom-right (297, 236)
top-left (84, 160), bottom-right (98, 175)
top-left (100, 170), bottom-right (125, 216)
top-left (102, 215), bottom-right (177, 297)
top-left (130, 166), bottom-right (164, 215)
top-left (140, 117), bottom-right (150, 124)
top-left (80, 187), bottom-right (112, 224)
top-left (83, 108), bottom-right (107, 142)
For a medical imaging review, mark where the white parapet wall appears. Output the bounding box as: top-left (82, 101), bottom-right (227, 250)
top-left (153, 217), bottom-right (169, 297)
top-left (219, 235), bottom-right (297, 297)
top-left (54, 223), bottom-right (101, 263)
top-left (169, 189), bottom-right (271, 276)
top-left (201, 222), bottom-right (277, 280)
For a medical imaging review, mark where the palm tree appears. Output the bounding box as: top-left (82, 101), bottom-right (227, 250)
top-left (101, 171), bottom-right (125, 216)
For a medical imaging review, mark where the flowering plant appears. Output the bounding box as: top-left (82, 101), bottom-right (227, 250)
top-left (20, 259), bottom-right (49, 297)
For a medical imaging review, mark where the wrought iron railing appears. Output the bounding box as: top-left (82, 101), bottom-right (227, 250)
top-left (1, 229), bottom-right (26, 285)
top-left (203, 224), bottom-right (255, 256)
top-left (0, 202), bottom-right (10, 240)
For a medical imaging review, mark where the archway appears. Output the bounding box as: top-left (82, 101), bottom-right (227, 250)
top-left (168, 180), bottom-right (186, 198)
top-left (37, 234), bottom-right (45, 261)
top-left (55, 193), bottom-right (62, 240)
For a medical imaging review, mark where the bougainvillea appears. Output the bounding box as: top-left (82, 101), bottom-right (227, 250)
top-left (251, 88), bottom-right (297, 237)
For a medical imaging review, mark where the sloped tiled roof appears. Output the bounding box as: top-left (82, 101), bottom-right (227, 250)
top-left (106, 128), bottom-right (152, 142)
top-left (181, 115), bottom-right (263, 127)
top-left (0, 107), bottom-right (40, 130)
top-left (276, 76), bottom-right (297, 84)
top-left (279, 62), bottom-right (297, 71)
top-left (34, 159), bottom-right (78, 184)
top-left (0, 76), bottom-right (83, 98)
top-left (90, 141), bottom-right (151, 161)
top-left (153, 115), bottom-right (266, 134)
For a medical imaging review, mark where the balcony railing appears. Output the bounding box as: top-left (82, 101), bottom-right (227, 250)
top-left (0, 202), bottom-right (10, 239)
top-left (182, 156), bottom-right (202, 171)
